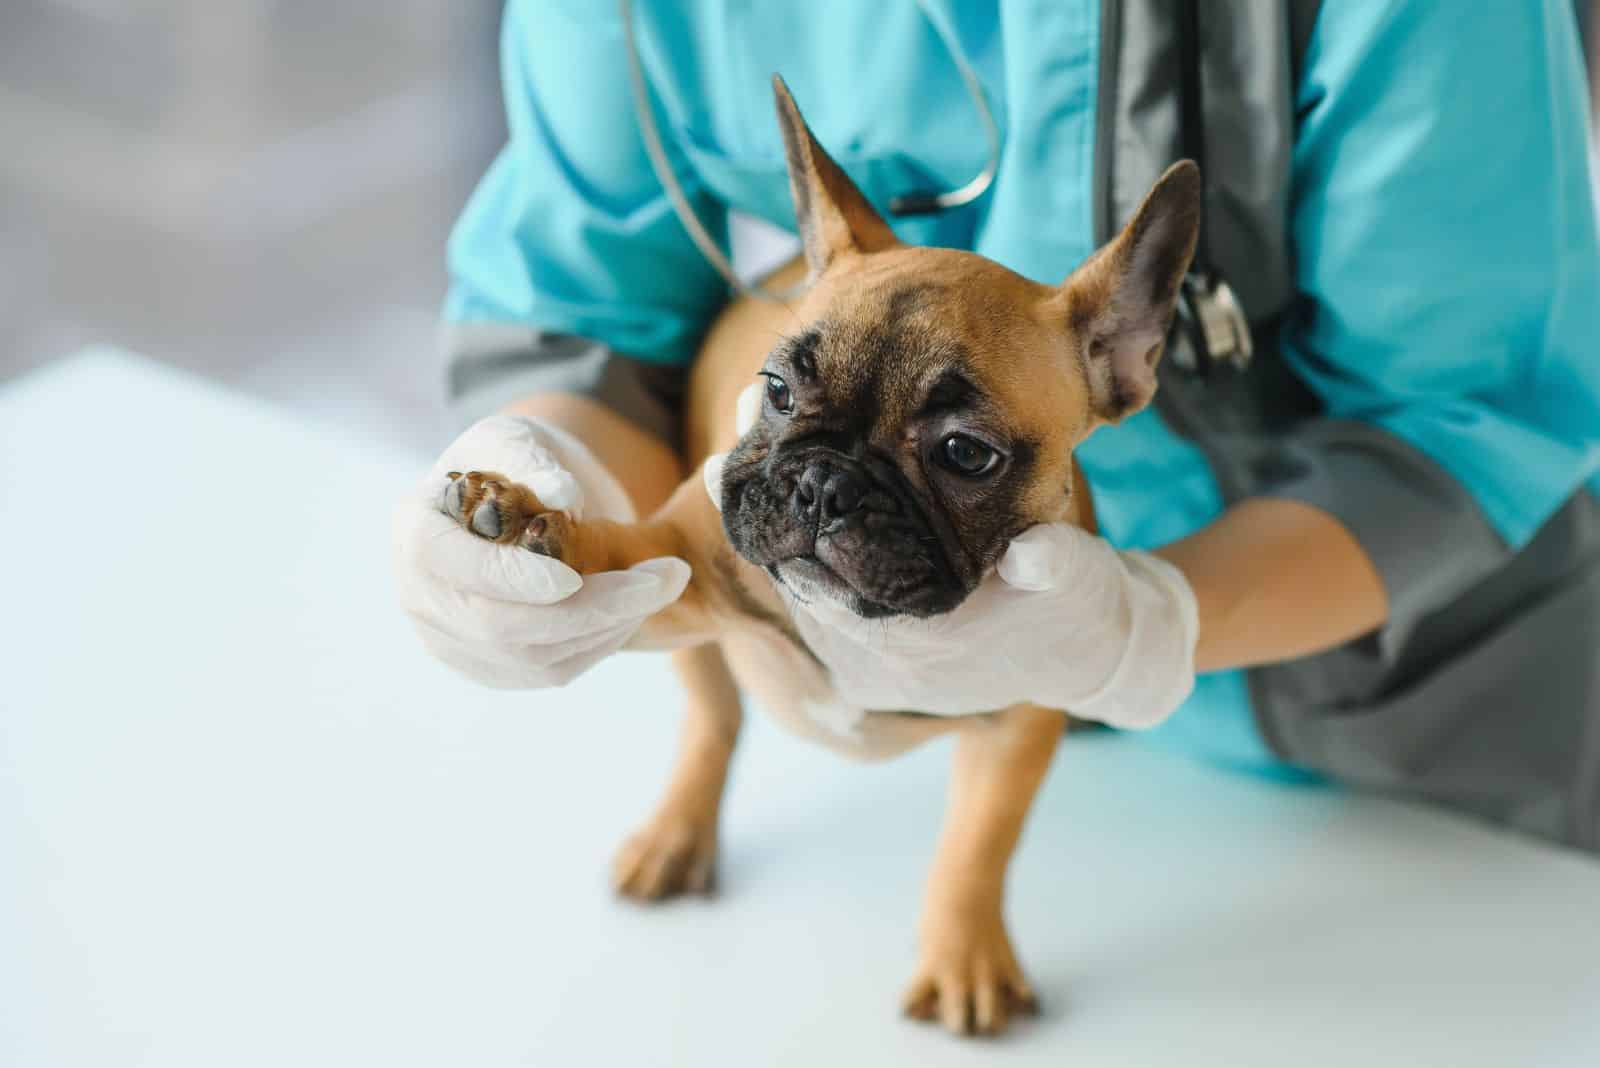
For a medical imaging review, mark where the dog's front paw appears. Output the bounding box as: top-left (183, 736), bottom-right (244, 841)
top-left (902, 898), bottom-right (1039, 1037)
top-left (439, 470), bottom-right (580, 567)
top-left (611, 803), bottom-right (719, 901)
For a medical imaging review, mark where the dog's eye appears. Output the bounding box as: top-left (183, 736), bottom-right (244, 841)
top-left (937, 433), bottom-right (1000, 477)
top-left (761, 373), bottom-right (794, 414)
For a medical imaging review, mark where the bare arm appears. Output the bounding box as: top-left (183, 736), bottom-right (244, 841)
top-left (1154, 497), bottom-right (1388, 674)
top-left (498, 398), bottom-right (1388, 677)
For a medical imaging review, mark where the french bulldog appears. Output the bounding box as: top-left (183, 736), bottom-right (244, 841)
top-left (439, 77), bottom-right (1199, 1036)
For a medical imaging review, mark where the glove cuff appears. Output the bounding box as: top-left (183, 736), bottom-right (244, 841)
top-left (1069, 550), bottom-right (1198, 729)
top-left (434, 414), bottom-right (636, 525)
top-left (511, 417), bottom-right (636, 524)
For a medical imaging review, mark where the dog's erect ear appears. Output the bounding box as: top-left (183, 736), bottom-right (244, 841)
top-left (771, 74), bottom-right (898, 276)
top-left (1060, 160), bottom-right (1201, 423)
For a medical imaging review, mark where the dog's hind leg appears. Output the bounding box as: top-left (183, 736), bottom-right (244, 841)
top-left (611, 641), bottom-right (744, 899)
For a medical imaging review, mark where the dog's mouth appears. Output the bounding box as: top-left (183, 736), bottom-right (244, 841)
top-left (769, 554), bottom-right (901, 619)
top-left (747, 507), bottom-right (971, 620)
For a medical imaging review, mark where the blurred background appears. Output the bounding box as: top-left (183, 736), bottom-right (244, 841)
top-left (1, 0), bottom-right (503, 452)
top-left (2, 1), bottom-right (1597, 455)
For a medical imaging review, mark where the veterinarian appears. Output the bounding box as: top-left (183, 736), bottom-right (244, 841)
top-left (395, 1), bottom-right (1600, 851)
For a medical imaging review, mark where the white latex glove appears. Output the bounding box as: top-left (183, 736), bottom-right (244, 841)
top-left (393, 415), bottom-right (690, 688)
top-left (704, 387), bottom-right (1197, 728)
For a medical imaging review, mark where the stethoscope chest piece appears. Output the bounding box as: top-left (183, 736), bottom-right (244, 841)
top-left (1173, 273), bottom-right (1253, 377)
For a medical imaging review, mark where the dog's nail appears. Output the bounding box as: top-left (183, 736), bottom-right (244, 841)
top-left (470, 502), bottom-right (502, 539)
top-left (441, 478), bottom-right (465, 520)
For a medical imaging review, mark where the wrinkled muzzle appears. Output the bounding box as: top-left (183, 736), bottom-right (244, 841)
top-left (720, 444), bottom-right (973, 618)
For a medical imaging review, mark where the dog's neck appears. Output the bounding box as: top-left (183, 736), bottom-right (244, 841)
top-left (1069, 456), bottom-right (1098, 535)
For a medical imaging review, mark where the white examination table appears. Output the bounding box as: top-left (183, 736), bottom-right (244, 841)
top-left (3, 352), bottom-right (1597, 1067)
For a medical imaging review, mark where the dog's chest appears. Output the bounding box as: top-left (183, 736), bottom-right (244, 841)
top-left (717, 625), bottom-right (951, 761)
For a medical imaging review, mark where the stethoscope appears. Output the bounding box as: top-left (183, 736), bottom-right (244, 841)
top-left (618, 0), bottom-right (999, 303)
top-left (618, 0), bottom-right (1252, 375)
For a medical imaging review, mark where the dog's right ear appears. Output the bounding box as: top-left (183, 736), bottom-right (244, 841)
top-left (771, 75), bottom-right (898, 277)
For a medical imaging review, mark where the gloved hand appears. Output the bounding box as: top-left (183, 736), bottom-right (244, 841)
top-left (703, 388), bottom-right (1197, 728)
top-left (780, 524), bottom-right (1197, 727)
top-left (393, 415), bottom-right (690, 689)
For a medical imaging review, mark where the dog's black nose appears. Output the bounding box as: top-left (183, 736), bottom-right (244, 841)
top-left (795, 462), bottom-right (866, 522)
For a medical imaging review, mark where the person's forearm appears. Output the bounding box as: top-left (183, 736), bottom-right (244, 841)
top-left (500, 392), bottom-right (684, 517)
top-left (1153, 497), bottom-right (1388, 674)
top-left (483, 403), bottom-right (1385, 675)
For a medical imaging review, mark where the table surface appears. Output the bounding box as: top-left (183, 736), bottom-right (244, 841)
top-left (3, 351), bottom-right (1598, 1068)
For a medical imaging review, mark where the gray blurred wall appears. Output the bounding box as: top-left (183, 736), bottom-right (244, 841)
top-left (1, 0), bottom-right (504, 449)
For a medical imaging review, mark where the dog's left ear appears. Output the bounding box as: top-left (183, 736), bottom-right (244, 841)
top-left (1057, 161), bottom-right (1201, 423)
top-left (771, 74), bottom-right (898, 277)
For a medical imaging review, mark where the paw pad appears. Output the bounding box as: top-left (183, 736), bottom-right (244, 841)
top-left (437, 470), bottom-right (578, 566)
top-left (469, 496), bottom-right (502, 538)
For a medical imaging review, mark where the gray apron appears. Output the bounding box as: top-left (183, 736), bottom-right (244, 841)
top-left (1097, 0), bottom-right (1600, 852)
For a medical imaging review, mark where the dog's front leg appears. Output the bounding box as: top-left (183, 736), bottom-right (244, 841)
top-left (903, 703), bottom-right (1065, 1036)
top-left (612, 641), bottom-right (743, 898)
top-left (438, 468), bottom-right (731, 646)
top-left (442, 468), bottom-right (754, 897)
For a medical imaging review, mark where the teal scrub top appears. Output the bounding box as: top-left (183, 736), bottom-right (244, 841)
top-left (445, 0), bottom-right (1600, 772)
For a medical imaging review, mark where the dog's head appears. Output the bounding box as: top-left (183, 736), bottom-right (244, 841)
top-left (720, 77), bottom-right (1200, 619)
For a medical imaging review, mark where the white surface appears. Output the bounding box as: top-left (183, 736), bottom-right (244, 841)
top-left (3, 351), bottom-right (1599, 1068)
